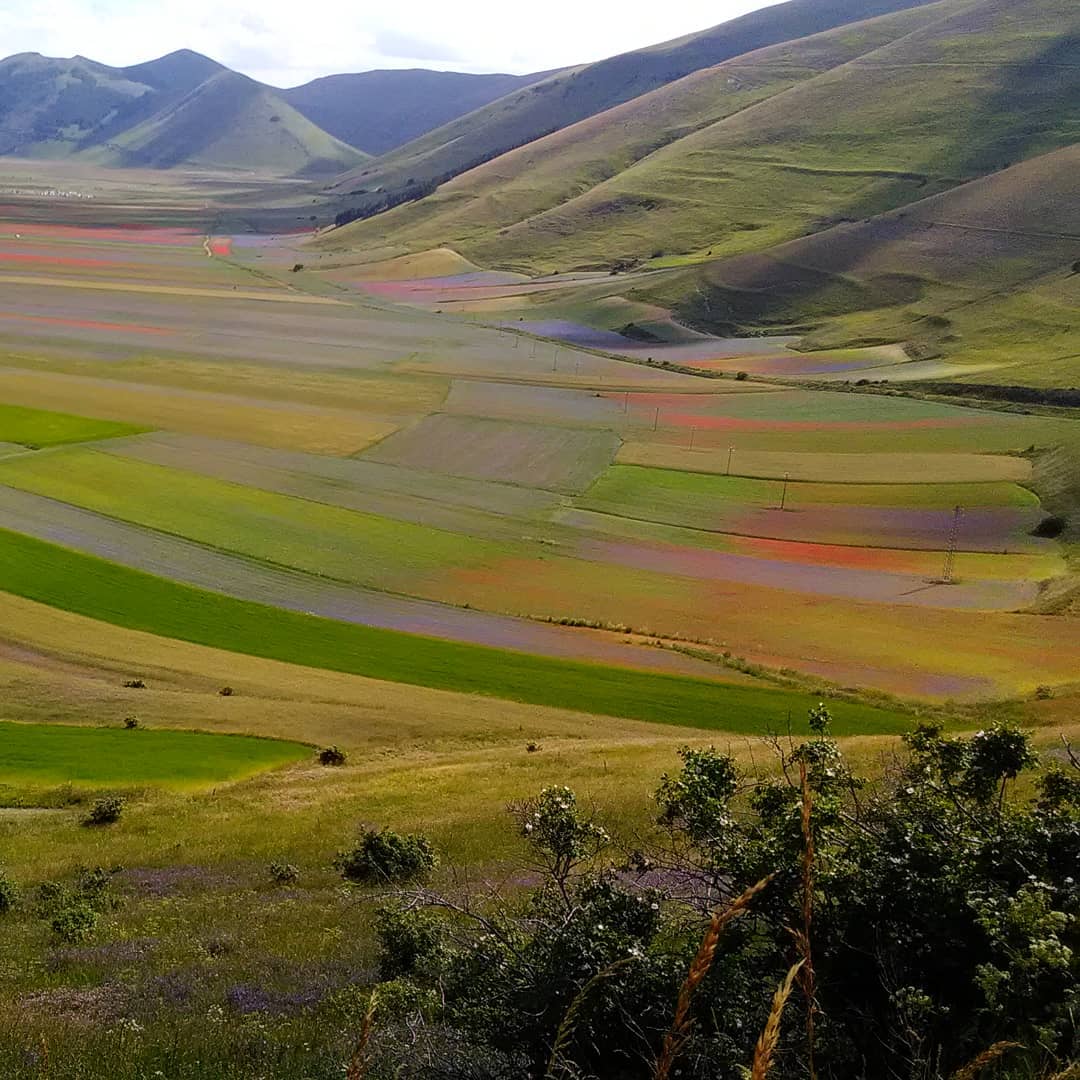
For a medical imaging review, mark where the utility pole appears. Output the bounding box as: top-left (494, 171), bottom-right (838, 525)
top-left (726, 446), bottom-right (735, 475)
top-left (779, 472), bottom-right (790, 511)
top-left (689, 427), bottom-right (696, 450)
top-left (653, 407), bottom-right (660, 431)
top-left (940, 505), bottom-right (965, 584)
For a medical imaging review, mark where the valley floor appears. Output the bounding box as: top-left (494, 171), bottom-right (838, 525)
top-left (0, 165), bottom-right (1077, 1075)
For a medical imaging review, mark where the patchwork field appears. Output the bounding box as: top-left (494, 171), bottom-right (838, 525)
top-left (0, 188), bottom-right (1077, 718)
top-left (0, 103), bottom-right (1078, 1078)
top-left (0, 722), bottom-right (309, 791)
top-left (0, 402), bottom-right (145, 447)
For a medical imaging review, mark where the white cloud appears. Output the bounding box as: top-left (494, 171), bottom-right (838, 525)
top-left (0, 0), bottom-right (780, 87)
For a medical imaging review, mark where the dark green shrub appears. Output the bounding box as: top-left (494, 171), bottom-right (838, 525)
top-left (376, 906), bottom-right (443, 979)
top-left (50, 901), bottom-right (98, 944)
top-left (218, 685), bottom-right (235, 697)
top-left (35, 868), bottom-right (115, 943)
top-left (0, 869), bottom-right (17, 913)
top-left (123, 715), bottom-right (140, 729)
top-left (336, 828), bottom-right (437, 884)
top-left (374, 717), bottom-right (1078, 1078)
top-left (317, 745), bottom-right (347, 766)
top-left (123, 678), bottom-right (146, 689)
top-left (1032, 514), bottom-right (1067, 539)
top-left (735, 371), bottom-right (749, 381)
top-left (269, 862), bottom-right (300, 885)
top-left (82, 796), bottom-right (125, 827)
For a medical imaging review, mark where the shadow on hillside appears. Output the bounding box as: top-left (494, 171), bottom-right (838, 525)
top-left (678, 27), bottom-right (1080, 335)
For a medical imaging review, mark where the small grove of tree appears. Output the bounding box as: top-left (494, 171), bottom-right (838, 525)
top-left (358, 711), bottom-right (1078, 1079)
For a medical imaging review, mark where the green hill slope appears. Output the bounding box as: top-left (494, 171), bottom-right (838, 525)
top-left (85, 70), bottom-right (368, 174)
top-left (327, 0), bottom-right (1080, 276)
top-left (0, 50), bottom-right (366, 175)
top-left (650, 141), bottom-right (1080, 383)
top-left (283, 68), bottom-right (550, 155)
top-left (319, 0), bottom-right (954, 264)
top-left (0, 53), bottom-right (148, 157)
top-left (326, 0), bottom-right (939, 202)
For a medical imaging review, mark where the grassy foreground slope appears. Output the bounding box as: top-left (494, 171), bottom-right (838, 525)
top-left (321, 0), bottom-right (953, 266)
top-left (0, 527), bottom-right (909, 735)
top-left (326, 0), bottom-right (937, 200)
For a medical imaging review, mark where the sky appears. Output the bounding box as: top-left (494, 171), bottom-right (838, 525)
top-left (0, 0), bottom-right (782, 88)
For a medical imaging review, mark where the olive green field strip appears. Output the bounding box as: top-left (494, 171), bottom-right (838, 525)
top-left (0, 526), bottom-right (911, 735)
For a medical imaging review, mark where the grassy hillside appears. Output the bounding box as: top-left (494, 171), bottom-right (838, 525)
top-left (0, 51), bottom-right (366, 175)
top-left (283, 68), bottom-right (549, 155)
top-left (84, 71), bottom-right (367, 174)
top-left (326, 0), bottom-right (1080, 279)
top-left (325, 0), bottom-right (938, 201)
top-left (0, 53), bottom-right (151, 157)
top-left (655, 142), bottom-right (1080, 346)
top-left (319, 0), bottom-right (954, 265)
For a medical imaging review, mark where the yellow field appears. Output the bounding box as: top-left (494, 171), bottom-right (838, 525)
top-left (0, 367), bottom-right (398, 454)
top-left (617, 443), bottom-right (1034, 483)
top-left (433, 555), bottom-right (1080, 700)
top-left (2, 586), bottom-right (1076, 879)
top-left (0, 273), bottom-right (345, 305)
top-left (0, 351), bottom-right (451, 416)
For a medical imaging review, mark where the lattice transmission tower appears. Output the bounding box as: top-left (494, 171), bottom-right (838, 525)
top-left (940, 505), bottom-right (965, 584)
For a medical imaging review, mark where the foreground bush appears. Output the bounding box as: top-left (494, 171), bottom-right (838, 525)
top-left (0, 869), bottom-right (17, 914)
top-left (336, 828), bottom-right (437, 885)
top-left (363, 713), bottom-right (1079, 1079)
top-left (317, 745), bottom-right (347, 766)
top-left (34, 867), bottom-right (117, 944)
top-left (82, 796), bottom-right (125, 826)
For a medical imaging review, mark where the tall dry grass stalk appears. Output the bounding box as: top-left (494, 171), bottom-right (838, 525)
top-left (545, 957), bottom-right (636, 1079)
top-left (797, 761), bottom-right (818, 1080)
top-left (345, 989), bottom-right (380, 1080)
top-left (653, 874), bottom-right (775, 1080)
top-left (949, 1041), bottom-right (1023, 1080)
top-left (1043, 1065), bottom-right (1080, 1080)
top-left (750, 959), bottom-right (805, 1080)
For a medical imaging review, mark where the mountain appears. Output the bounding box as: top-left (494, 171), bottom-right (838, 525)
top-left (319, 0), bottom-right (954, 265)
top-left (283, 69), bottom-right (550, 156)
top-left (0, 50), bottom-right (365, 174)
top-left (328, 0), bottom-right (1080, 272)
top-left (84, 70), bottom-right (367, 174)
top-left (325, 0), bottom-right (940, 201)
top-left (321, 0), bottom-right (1080, 388)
